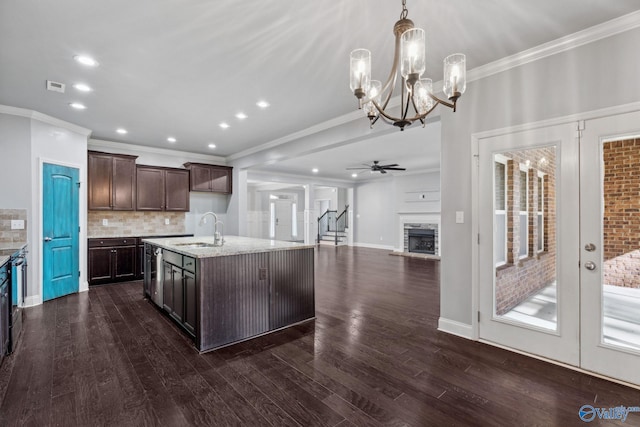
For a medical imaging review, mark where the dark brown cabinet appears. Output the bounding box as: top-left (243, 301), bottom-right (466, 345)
top-left (136, 166), bottom-right (190, 211)
top-left (159, 249), bottom-right (196, 337)
top-left (88, 151), bottom-right (137, 210)
top-left (88, 238), bottom-right (137, 285)
top-left (0, 260), bottom-right (10, 364)
top-left (183, 163), bottom-right (233, 194)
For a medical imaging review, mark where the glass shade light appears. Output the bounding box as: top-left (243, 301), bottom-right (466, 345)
top-left (443, 53), bottom-right (466, 99)
top-left (364, 80), bottom-right (382, 118)
top-left (400, 28), bottom-right (426, 80)
top-left (350, 49), bottom-right (371, 92)
top-left (414, 78), bottom-right (434, 114)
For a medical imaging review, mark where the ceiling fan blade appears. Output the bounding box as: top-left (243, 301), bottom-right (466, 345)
top-left (346, 167), bottom-right (370, 170)
top-left (383, 167), bottom-right (406, 171)
top-left (379, 164), bottom-right (398, 168)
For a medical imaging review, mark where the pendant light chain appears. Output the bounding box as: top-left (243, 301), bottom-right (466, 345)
top-left (400, 0), bottom-right (408, 19)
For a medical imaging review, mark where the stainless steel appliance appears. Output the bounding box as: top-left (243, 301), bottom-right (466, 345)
top-left (151, 247), bottom-right (163, 306)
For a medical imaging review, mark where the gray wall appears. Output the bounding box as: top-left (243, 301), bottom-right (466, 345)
top-left (0, 114), bottom-right (31, 208)
top-left (440, 27), bottom-right (640, 326)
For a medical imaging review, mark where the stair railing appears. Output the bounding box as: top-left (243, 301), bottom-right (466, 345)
top-left (317, 205), bottom-right (349, 245)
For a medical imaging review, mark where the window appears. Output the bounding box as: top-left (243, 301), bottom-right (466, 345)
top-left (537, 173), bottom-right (544, 252)
top-left (519, 167), bottom-right (528, 259)
top-left (494, 158), bottom-right (507, 266)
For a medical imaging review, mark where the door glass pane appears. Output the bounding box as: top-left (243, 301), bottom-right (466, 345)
top-left (494, 146), bottom-right (557, 330)
top-left (602, 138), bottom-right (640, 351)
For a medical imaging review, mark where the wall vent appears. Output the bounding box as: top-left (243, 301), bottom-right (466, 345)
top-left (46, 80), bottom-right (65, 93)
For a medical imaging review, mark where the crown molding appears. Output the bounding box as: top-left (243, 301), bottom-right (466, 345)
top-left (0, 105), bottom-right (92, 136)
top-left (467, 10), bottom-right (640, 83)
top-left (89, 138), bottom-right (226, 164)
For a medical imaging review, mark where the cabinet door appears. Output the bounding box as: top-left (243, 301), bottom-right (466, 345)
top-left (165, 169), bottom-right (190, 212)
top-left (189, 165), bottom-right (211, 192)
top-left (171, 266), bottom-right (184, 323)
top-left (210, 167), bottom-right (231, 193)
top-left (162, 261), bottom-right (174, 313)
top-left (183, 270), bottom-right (196, 335)
top-left (88, 153), bottom-right (113, 210)
top-left (112, 156), bottom-right (136, 210)
top-left (88, 247), bottom-right (114, 285)
top-left (136, 167), bottom-right (165, 211)
top-left (0, 281), bottom-right (8, 357)
top-left (137, 243), bottom-right (145, 280)
top-left (113, 245), bottom-right (136, 280)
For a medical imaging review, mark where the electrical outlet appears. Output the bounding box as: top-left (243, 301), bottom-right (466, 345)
top-left (165, 218), bottom-right (170, 225)
top-left (102, 219), bottom-right (108, 226)
top-left (259, 268), bottom-right (267, 280)
top-left (10, 220), bottom-right (24, 230)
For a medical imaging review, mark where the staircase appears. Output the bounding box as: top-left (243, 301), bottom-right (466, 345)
top-left (317, 205), bottom-right (349, 246)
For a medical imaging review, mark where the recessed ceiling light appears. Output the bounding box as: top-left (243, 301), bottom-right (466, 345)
top-left (208, 143), bottom-right (216, 149)
top-left (235, 112), bottom-right (248, 120)
top-left (312, 168), bottom-right (319, 173)
top-left (116, 128), bottom-right (128, 134)
top-left (72, 83), bottom-right (92, 92)
top-left (256, 100), bottom-right (270, 109)
top-left (167, 137), bottom-right (177, 143)
top-left (69, 102), bottom-right (86, 110)
top-left (351, 173), bottom-right (358, 178)
top-left (73, 55), bottom-right (98, 67)
top-left (219, 122), bottom-right (230, 129)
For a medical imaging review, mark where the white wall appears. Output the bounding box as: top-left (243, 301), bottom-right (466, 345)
top-left (354, 172), bottom-right (441, 250)
top-left (440, 27), bottom-right (640, 328)
top-left (0, 113), bottom-right (31, 208)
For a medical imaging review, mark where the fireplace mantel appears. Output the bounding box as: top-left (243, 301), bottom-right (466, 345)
top-left (396, 213), bottom-right (441, 256)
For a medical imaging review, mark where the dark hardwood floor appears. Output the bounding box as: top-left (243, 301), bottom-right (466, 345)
top-left (1, 246), bottom-right (640, 426)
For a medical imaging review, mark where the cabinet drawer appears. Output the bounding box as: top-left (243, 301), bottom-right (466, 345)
top-left (183, 256), bottom-right (196, 273)
top-left (89, 238), bottom-right (136, 248)
top-left (163, 250), bottom-right (182, 267)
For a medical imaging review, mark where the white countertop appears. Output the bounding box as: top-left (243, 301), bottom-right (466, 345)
top-left (0, 242), bottom-right (27, 266)
top-left (142, 235), bottom-right (314, 258)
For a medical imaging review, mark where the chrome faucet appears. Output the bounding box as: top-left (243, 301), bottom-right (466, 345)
top-left (199, 212), bottom-right (224, 246)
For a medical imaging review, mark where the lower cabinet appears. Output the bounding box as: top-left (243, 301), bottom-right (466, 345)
top-left (88, 238), bottom-right (137, 285)
top-left (0, 261), bottom-right (10, 363)
top-left (161, 251), bottom-right (196, 337)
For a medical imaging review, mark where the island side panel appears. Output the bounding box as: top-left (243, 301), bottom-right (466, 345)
top-left (269, 247), bottom-right (315, 330)
top-left (197, 252), bottom-right (270, 352)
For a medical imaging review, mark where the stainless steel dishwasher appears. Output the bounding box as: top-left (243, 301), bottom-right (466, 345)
top-left (151, 247), bottom-right (163, 306)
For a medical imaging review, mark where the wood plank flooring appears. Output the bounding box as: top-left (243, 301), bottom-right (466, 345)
top-left (2, 246), bottom-right (640, 426)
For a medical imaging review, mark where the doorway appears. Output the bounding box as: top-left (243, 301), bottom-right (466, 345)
top-left (42, 163), bottom-right (80, 301)
top-left (476, 111), bottom-right (640, 386)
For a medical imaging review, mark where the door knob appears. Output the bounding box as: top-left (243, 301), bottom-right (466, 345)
top-left (585, 243), bottom-right (596, 252)
top-left (44, 237), bottom-right (52, 242)
top-left (584, 261), bottom-right (596, 271)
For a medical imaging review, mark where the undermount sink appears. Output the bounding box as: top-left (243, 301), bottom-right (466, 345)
top-left (174, 242), bottom-right (219, 248)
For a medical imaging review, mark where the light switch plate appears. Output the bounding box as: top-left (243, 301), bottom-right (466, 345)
top-left (10, 220), bottom-right (24, 230)
top-left (456, 211), bottom-right (464, 224)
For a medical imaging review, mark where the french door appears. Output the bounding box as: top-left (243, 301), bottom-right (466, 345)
top-left (477, 111), bottom-right (640, 385)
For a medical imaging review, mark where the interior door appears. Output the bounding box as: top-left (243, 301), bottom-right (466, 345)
top-left (478, 123), bottom-right (580, 365)
top-left (580, 111), bottom-right (640, 385)
top-left (43, 163), bottom-right (79, 301)
top-left (274, 199), bottom-right (293, 241)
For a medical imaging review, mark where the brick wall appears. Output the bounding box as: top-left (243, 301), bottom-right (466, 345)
top-left (603, 138), bottom-right (640, 288)
top-left (495, 147), bottom-right (557, 315)
top-left (88, 211), bottom-right (186, 238)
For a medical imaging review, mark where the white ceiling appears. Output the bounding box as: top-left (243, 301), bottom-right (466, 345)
top-left (1, 1), bottom-right (639, 178)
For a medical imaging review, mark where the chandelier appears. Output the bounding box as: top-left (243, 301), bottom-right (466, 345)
top-left (349, 0), bottom-right (466, 130)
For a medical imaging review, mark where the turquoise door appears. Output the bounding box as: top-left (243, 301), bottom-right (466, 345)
top-left (43, 163), bottom-right (79, 301)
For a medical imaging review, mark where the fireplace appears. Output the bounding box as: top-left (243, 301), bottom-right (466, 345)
top-left (408, 228), bottom-right (436, 254)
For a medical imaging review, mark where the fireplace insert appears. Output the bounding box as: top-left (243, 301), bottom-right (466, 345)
top-left (408, 229), bottom-right (435, 254)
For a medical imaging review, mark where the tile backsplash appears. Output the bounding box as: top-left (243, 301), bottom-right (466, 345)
top-left (0, 209), bottom-right (28, 246)
top-left (88, 211), bottom-right (186, 237)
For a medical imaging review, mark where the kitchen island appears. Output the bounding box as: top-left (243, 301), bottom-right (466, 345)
top-left (142, 235), bottom-right (315, 352)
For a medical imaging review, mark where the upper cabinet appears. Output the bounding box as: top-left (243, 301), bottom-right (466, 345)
top-left (88, 151), bottom-right (138, 210)
top-left (136, 166), bottom-right (190, 212)
top-left (183, 163), bottom-right (233, 194)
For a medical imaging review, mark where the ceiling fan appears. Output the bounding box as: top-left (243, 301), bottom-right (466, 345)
top-left (347, 160), bottom-right (407, 174)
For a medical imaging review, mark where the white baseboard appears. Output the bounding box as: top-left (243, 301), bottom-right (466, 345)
top-left (438, 317), bottom-right (474, 340)
top-left (79, 281), bottom-right (89, 293)
top-left (353, 242), bottom-right (395, 251)
top-left (24, 295), bottom-right (42, 307)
